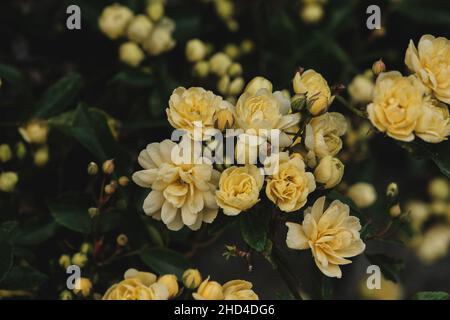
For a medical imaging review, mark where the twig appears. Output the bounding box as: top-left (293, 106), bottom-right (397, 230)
top-left (335, 95), bottom-right (366, 118)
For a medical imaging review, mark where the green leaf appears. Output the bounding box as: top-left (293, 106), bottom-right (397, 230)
top-left (396, 2), bottom-right (450, 26)
top-left (0, 266), bottom-right (48, 290)
top-left (239, 206), bottom-right (270, 252)
top-left (0, 64), bottom-right (26, 89)
top-left (139, 246), bottom-right (190, 278)
top-left (365, 254), bottom-right (404, 283)
top-left (34, 72), bottom-right (82, 118)
top-left (13, 220), bottom-right (59, 246)
top-left (110, 69), bottom-right (155, 87)
top-left (0, 241), bottom-right (13, 282)
top-left (48, 192), bottom-right (92, 234)
top-left (412, 291), bottom-right (449, 300)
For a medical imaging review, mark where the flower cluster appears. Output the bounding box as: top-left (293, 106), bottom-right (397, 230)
top-left (367, 34), bottom-right (450, 143)
top-left (102, 268), bottom-right (258, 300)
top-left (99, 1), bottom-right (176, 67)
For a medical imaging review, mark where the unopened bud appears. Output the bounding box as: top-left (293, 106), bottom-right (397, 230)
top-left (104, 184), bottom-right (116, 195)
top-left (71, 252), bottom-right (88, 268)
top-left (182, 268), bottom-right (202, 290)
top-left (389, 203), bottom-right (402, 218)
top-left (118, 176), bottom-right (129, 187)
top-left (386, 182), bottom-right (398, 198)
top-left (80, 243), bottom-right (92, 255)
top-left (88, 207), bottom-right (99, 218)
top-left (87, 162), bottom-right (99, 176)
top-left (15, 142), bottom-right (26, 160)
top-left (73, 278), bottom-right (92, 297)
top-left (291, 94), bottom-right (307, 112)
top-left (228, 62), bottom-right (243, 77)
top-left (58, 254), bottom-right (71, 269)
top-left (34, 146), bottom-right (49, 167)
top-left (372, 59), bottom-right (386, 75)
top-left (59, 290), bottom-right (73, 300)
top-left (0, 144), bottom-right (12, 163)
top-left (102, 159), bottom-right (115, 175)
top-left (116, 234), bottom-right (128, 246)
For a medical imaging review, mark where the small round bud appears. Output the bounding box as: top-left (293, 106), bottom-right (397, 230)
top-left (0, 144), bottom-right (12, 163)
top-left (59, 290), bottom-right (73, 300)
top-left (228, 77), bottom-right (245, 96)
top-left (291, 94), bottom-right (307, 112)
top-left (102, 159), bottom-right (115, 175)
top-left (127, 15), bottom-right (153, 43)
top-left (209, 52), bottom-right (232, 76)
top-left (182, 268), bottom-right (202, 289)
top-left (389, 203), bottom-right (402, 217)
top-left (88, 207), bottom-right (99, 218)
top-left (228, 62), bottom-right (243, 77)
top-left (33, 146), bottom-right (49, 167)
top-left (386, 182), bottom-right (398, 198)
top-left (87, 162), bottom-right (99, 176)
top-left (428, 178), bottom-right (449, 200)
top-left (347, 182), bottom-right (377, 209)
top-left (146, 2), bottom-right (164, 22)
top-left (185, 39), bottom-right (207, 63)
top-left (0, 172), bottom-right (18, 193)
top-left (301, 3), bottom-right (323, 24)
top-left (193, 61), bottom-right (210, 78)
top-left (240, 39), bottom-right (254, 54)
top-left (116, 234), bottom-right (128, 246)
top-left (158, 274), bottom-right (179, 298)
top-left (372, 59), bottom-right (386, 75)
top-left (15, 142), bottom-right (26, 160)
top-left (18, 120), bottom-right (49, 144)
top-left (58, 254), bottom-right (71, 269)
top-left (104, 184), bottom-right (116, 195)
top-left (119, 41), bottom-right (145, 67)
top-left (118, 176), bottom-right (129, 187)
top-left (72, 253), bottom-right (88, 268)
top-left (80, 243), bottom-right (92, 255)
top-left (192, 277), bottom-right (224, 300)
top-left (224, 44), bottom-right (240, 59)
top-left (73, 278), bottom-right (93, 297)
top-left (217, 75), bottom-right (230, 95)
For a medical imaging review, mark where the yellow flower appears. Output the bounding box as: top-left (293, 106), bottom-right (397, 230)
top-left (367, 71), bottom-right (425, 142)
top-left (73, 278), bottom-right (92, 297)
top-left (286, 196), bottom-right (366, 278)
top-left (192, 277), bottom-right (224, 300)
top-left (58, 254), bottom-right (71, 269)
top-left (127, 15), bottom-right (153, 43)
top-left (235, 77), bottom-right (300, 147)
top-left (143, 18), bottom-right (176, 56)
top-left (98, 4), bottom-right (134, 40)
top-left (158, 274), bottom-right (179, 298)
top-left (223, 280), bottom-right (259, 300)
top-left (0, 172), bottom-right (18, 193)
top-left (313, 156), bottom-right (344, 189)
top-left (119, 42), bottom-right (145, 67)
top-left (186, 39), bottom-right (207, 62)
top-left (19, 120), bottom-right (49, 144)
top-left (214, 101), bottom-right (235, 131)
top-left (182, 269), bottom-right (202, 289)
top-left (265, 153), bottom-right (316, 212)
top-left (216, 165), bottom-right (264, 216)
top-left (103, 269), bottom-right (168, 300)
top-left (304, 112), bottom-right (347, 167)
top-left (405, 34), bottom-right (450, 104)
top-left (132, 140), bottom-right (220, 231)
top-left (348, 74), bottom-right (374, 104)
top-left (293, 69), bottom-right (333, 115)
top-left (166, 87), bottom-right (226, 139)
top-left (209, 52), bottom-right (232, 76)
top-left (71, 252), bottom-right (88, 268)
top-left (346, 182), bottom-right (377, 209)
top-left (415, 96), bottom-right (450, 143)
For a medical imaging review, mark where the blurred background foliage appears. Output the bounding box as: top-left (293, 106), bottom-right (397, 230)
top-left (0, 0), bottom-right (450, 299)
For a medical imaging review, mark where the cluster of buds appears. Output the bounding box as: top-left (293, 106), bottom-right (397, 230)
top-left (212, 0), bottom-right (238, 31)
top-left (18, 119), bottom-right (50, 167)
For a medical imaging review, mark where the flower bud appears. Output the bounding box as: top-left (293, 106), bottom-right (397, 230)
top-left (293, 70), bottom-right (332, 116)
top-left (386, 182), bottom-right (398, 198)
top-left (15, 142), bottom-right (26, 160)
top-left (372, 59), bottom-right (386, 76)
top-left (116, 234), bottom-right (128, 246)
top-left (217, 75), bottom-right (230, 95)
top-left (244, 76), bottom-right (273, 95)
top-left (0, 144), bottom-right (12, 163)
top-left (104, 184), bottom-right (116, 195)
top-left (118, 176), bottom-right (129, 187)
top-left (192, 277), bottom-right (224, 300)
top-left (0, 172), bottom-right (18, 193)
top-left (215, 0), bottom-right (234, 19)
top-left (224, 44), bottom-right (240, 59)
top-left (58, 254), bottom-right (71, 269)
top-left (228, 62), bottom-right (243, 77)
top-left (240, 39), bottom-right (254, 54)
top-left (72, 253), bottom-right (88, 268)
top-left (209, 52), bottom-right (232, 76)
top-left (146, 2), bottom-right (165, 22)
top-left (182, 269), bottom-right (202, 290)
top-left (119, 41), bottom-right (145, 67)
top-left (102, 159), bottom-right (115, 175)
top-left (314, 156), bottom-right (344, 189)
top-left (158, 274), bottom-right (179, 298)
top-left (348, 74), bottom-right (374, 104)
top-left (98, 4), bottom-right (134, 40)
top-left (301, 3), bottom-right (324, 24)
top-left (73, 278), bottom-right (93, 297)
top-left (80, 243), bottom-right (92, 255)
top-left (193, 61), bottom-right (210, 78)
top-left (228, 77), bottom-right (244, 96)
top-left (430, 200), bottom-right (447, 216)
top-left (88, 207), bottom-right (99, 218)
top-left (291, 94), bottom-right (307, 112)
top-left (59, 290), bottom-right (73, 300)
top-left (346, 182), bottom-right (377, 208)
top-left (389, 203), bottom-right (402, 217)
top-left (185, 39), bottom-right (207, 62)
top-left (127, 15), bottom-right (153, 43)
top-left (428, 178), bottom-right (449, 200)
top-left (87, 162), bottom-right (98, 176)
top-left (215, 103), bottom-right (235, 131)
top-left (19, 120), bottom-right (49, 144)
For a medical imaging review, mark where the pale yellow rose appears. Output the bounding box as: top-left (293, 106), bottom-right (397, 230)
top-left (235, 77), bottom-right (300, 147)
top-left (166, 87), bottom-right (225, 140)
top-left (348, 74), bottom-right (374, 104)
top-left (265, 152), bottom-right (316, 212)
top-left (102, 269), bottom-right (169, 300)
top-left (314, 156), bottom-right (344, 189)
top-left (293, 69), bottom-right (333, 115)
top-left (304, 112), bottom-right (347, 167)
top-left (132, 139), bottom-right (220, 231)
top-left (346, 182), bottom-right (377, 209)
top-left (186, 39), bottom-right (207, 62)
top-left (367, 71), bottom-right (425, 142)
top-left (193, 277), bottom-right (224, 300)
top-left (157, 274), bottom-right (179, 298)
top-left (98, 4), bottom-right (134, 40)
top-left (127, 15), bottom-right (153, 43)
top-left (143, 18), bottom-right (176, 56)
top-left (119, 42), bottom-right (145, 67)
top-left (223, 280), bottom-right (259, 300)
top-left (216, 165), bottom-right (264, 216)
top-left (414, 96), bottom-right (450, 143)
top-left (19, 120), bottom-right (49, 144)
top-left (286, 196), bottom-right (366, 278)
top-left (405, 34), bottom-right (450, 104)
